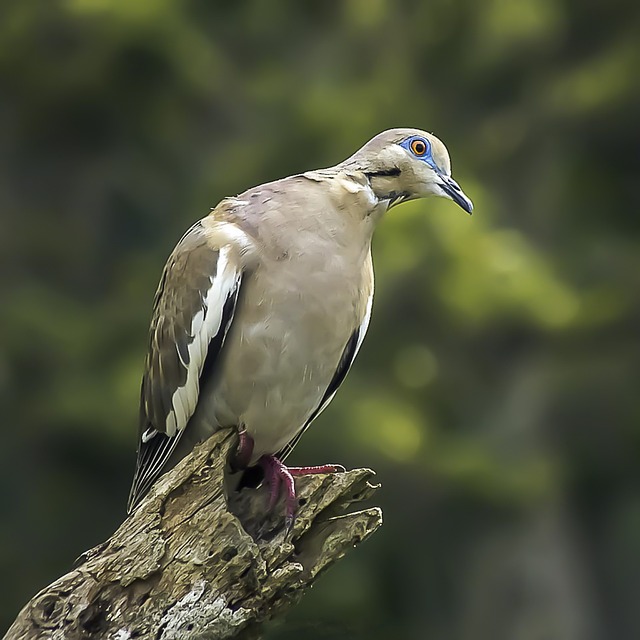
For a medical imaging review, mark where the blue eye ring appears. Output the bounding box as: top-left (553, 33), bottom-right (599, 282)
top-left (400, 135), bottom-right (440, 172)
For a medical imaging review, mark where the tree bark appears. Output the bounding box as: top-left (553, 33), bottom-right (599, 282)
top-left (4, 429), bottom-right (382, 640)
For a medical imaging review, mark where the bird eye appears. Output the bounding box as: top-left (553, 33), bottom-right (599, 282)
top-left (410, 138), bottom-right (428, 156)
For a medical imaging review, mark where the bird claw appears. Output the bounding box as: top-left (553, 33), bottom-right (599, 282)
top-left (258, 455), bottom-right (345, 529)
top-left (283, 512), bottom-right (295, 535)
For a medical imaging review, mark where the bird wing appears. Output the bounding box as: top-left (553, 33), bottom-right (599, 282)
top-left (128, 220), bottom-right (243, 511)
top-left (277, 287), bottom-right (373, 462)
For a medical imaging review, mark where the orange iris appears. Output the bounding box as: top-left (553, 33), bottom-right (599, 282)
top-left (410, 139), bottom-right (427, 156)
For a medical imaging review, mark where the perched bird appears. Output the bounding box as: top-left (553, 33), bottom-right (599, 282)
top-left (127, 128), bottom-right (473, 519)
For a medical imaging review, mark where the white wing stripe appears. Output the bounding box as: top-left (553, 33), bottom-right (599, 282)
top-left (176, 342), bottom-right (188, 369)
top-left (165, 246), bottom-right (240, 436)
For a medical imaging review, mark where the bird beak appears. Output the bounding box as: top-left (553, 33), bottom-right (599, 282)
top-left (436, 174), bottom-right (474, 215)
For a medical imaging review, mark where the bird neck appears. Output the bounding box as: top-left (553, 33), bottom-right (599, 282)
top-left (303, 168), bottom-right (377, 213)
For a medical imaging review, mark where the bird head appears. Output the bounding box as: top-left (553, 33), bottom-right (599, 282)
top-left (342, 128), bottom-right (473, 214)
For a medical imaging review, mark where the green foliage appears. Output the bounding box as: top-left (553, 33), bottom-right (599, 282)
top-left (2, 0), bottom-right (639, 637)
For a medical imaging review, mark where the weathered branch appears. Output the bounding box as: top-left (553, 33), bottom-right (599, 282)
top-left (5, 429), bottom-right (382, 640)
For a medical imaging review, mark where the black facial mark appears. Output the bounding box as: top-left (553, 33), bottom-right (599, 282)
top-left (365, 167), bottom-right (401, 178)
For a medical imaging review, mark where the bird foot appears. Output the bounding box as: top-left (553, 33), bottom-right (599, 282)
top-left (232, 431), bottom-right (345, 528)
top-left (258, 455), bottom-right (345, 529)
top-left (287, 463), bottom-right (346, 476)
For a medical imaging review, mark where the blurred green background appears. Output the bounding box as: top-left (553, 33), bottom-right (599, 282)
top-left (2, 0), bottom-right (639, 638)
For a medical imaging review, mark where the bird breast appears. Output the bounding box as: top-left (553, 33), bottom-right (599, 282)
top-left (194, 231), bottom-right (372, 463)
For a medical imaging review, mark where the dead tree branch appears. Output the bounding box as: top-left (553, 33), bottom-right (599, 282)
top-left (4, 429), bottom-right (381, 640)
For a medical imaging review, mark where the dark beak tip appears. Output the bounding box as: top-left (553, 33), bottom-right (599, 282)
top-left (456, 197), bottom-right (473, 215)
top-left (438, 176), bottom-right (473, 216)
top-left (458, 193), bottom-right (473, 215)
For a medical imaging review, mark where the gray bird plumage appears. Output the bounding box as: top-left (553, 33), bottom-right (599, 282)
top-left (128, 128), bottom-right (472, 512)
